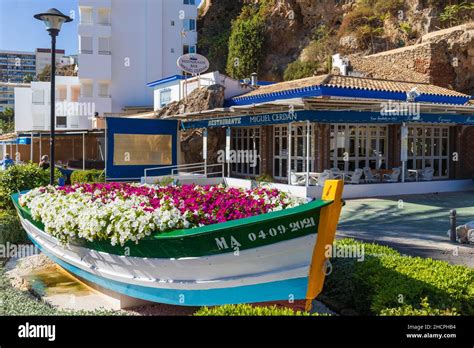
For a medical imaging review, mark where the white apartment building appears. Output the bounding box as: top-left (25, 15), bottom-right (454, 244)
top-left (148, 71), bottom-right (253, 110)
top-left (14, 76), bottom-right (93, 132)
top-left (78, 0), bottom-right (199, 115)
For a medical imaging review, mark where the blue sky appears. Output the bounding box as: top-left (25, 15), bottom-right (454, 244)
top-left (0, 0), bottom-right (79, 55)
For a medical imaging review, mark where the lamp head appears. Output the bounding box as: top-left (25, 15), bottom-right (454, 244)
top-left (34, 8), bottom-right (72, 33)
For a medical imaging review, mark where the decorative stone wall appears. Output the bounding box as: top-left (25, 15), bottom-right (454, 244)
top-left (349, 23), bottom-right (474, 94)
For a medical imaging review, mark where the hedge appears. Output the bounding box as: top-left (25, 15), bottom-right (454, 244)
top-left (70, 169), bottom-right (105, 184)
top-left (0, 163), bottom-right (64, 209)
top-left (0, 209), bottom-right (27, 245)
top-left (321, 239), bottom-right (474, 316)
top-left (194, 304), bottom-right (323, 316)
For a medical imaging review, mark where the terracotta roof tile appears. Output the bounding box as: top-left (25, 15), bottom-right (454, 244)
top-left (234, 74), bottom-right (469, 100)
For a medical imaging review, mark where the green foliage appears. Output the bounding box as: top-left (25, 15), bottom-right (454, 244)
top-left (322, 239), bottom-right (474, 316)
top-left (255, 173), bottom-right (274, 184)
top-left (225, 1), bottom-right (271, 79)
top-left (0, 163), bottom-right (64, 209)
top-left (284, 60), bottom-right (319, 81)
top-left (154, 176), bottom-right (175, 186)
top-left (440, 1), bottom-right (474, 27)
top-left (194, 304), bottom-right (324, 316)
top-left (380, 298), bottom-right (459, 316)
top-left (0, 108), bottom-right (14, 134)
top-left (338, 0), bottom-right (405, 51)
top-left (70, 169), bottom-right (105, 184)
top-left (399, 21), bottom-right (412, 35)
top-left (0, 209), bottom-right (27, 245)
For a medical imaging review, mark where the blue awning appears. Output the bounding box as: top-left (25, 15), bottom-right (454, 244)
top-left (181, 110), bottom-right (474, 129)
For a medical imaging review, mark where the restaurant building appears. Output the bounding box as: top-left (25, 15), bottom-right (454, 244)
top-left (161, 74), bottom-right (474, 197)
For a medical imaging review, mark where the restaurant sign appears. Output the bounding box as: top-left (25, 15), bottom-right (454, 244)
top-left (182, 110), bottom-right (474, 129)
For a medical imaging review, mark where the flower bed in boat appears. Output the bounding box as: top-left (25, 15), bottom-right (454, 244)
top-left (19, 183), bottom-right (303, 246)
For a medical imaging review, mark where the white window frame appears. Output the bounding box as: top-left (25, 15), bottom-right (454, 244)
top-left (80, 36), bottom-right (93, 54)
top-left (273, 123), bottom-right (314, 180)
top-left (97, 8), bottom-right (111, 26)
top-left (183, 19), bottom-right (196, 31)
top-left (79, 7), bottom-right (93, 25)
top-left (98, 82), bottom-right (110, 98)
top-left (330, 124), bottom-right (388, 171)
top-left (407, 125), bottom-right (450, 179)
top-left (231, 127), bottom-right (261, 177)
top-left (159, 89), bottom-right (172, 108)
top-left (32, 90), bottom-right (45, 105)
top-left (98, 37), bottom-right (111, 55)
top-left (81, 82), bottom-right (93, 98)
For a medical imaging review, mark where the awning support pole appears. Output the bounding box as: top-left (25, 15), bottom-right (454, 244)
top-left (203, 128), bottom-right (208, 177)
top-left (82, 133), bottom-right (86, 170)
top-left (30, 133), bottom-right (34, 162)
top-left (401, 123), bottom-right (408, 183)
top-left (39, 133), bottom-right (42, 159)
top-left (306, 120), bottom-right (310, 187)
top-left (288, 122), bottom-right (292, 185)
top-left (226, 127), bottom-right (231, 178)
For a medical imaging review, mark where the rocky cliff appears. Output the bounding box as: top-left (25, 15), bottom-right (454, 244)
top-left (198, 0), bottom-right (474, 91)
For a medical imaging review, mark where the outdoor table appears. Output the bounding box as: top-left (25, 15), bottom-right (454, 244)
top-left (407, 169), bottom-right (420, 181)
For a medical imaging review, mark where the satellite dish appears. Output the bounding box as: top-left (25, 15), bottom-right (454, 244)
top-left (406, 87), bottom-right (421, 102)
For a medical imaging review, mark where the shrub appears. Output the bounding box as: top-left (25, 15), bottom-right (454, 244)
top-left (70, 169), bottom-right (105, 184)
top-left (194, 304), bottom-right (323, 316)
top-left (380, 298), bottom-right (459, 316)
top-left (255, 173), bottom-right (274, 184)
top-left (321, 239), bottom-right (474, 316)
top-left (283, 60), bottom-right (319, 81)
top-left (0, 163), bottom-right (64, 209)
top-left (225, 2), bottom-right (269, 79)
top-left (0, 210), bottom-right (27, 245)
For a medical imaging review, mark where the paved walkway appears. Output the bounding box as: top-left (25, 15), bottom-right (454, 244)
top-left (337, 192), bottom-right (474, 267)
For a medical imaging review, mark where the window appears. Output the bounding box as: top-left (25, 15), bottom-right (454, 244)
top-left (81, 81), bottom-right (93, 98)
top-left (171, 20), bottom-right (175, 26)
top-left (113, 134), bottom-right (172, 165)
top-left (274, 124), bottom-right (314, 179)
top-left (80, 36), bottom-right (93, 54)
top-left (183, 45), bottom-right (196, 54)
top-left (171, 48), bottom-right (175, 53)
top-left (56, 86), bottom-right (67, 102)
top-left (159, 89), bottom-right (171, 108)
top-left (98, 82), bottom-right (110, 98)
top-left (79, 7), bottom-right (93, 25)
top-left (56, 116), bottom-right (67, 128)
top-left (183, 0), bottom-right (195, 4)
top-left (330, 124), bottom-right (388, 171)
top-left (98, 37), bottom-right (111, 55)
top-left (97, 8), bottom-right (111, 25)
top-left (32, 90), bottom-right (45, 104)
top-left (183, 19), bottom-right (196, 31)
top-left (407, 125), bottom-right (450, 178)
top-left (231, 127), bottom-right (261, 177)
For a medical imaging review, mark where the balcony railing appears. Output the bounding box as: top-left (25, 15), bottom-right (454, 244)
top-left (80, 50), bottom-right (93, 54)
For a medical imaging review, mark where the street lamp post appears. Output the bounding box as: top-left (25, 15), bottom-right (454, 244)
top-left (34, 8), bottom-right (72, 185)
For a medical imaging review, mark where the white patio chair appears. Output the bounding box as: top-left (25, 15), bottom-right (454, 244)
top-left (290, 172), bottom-right (306, 186)
top-left (316, 170), bottom-right (333, 186)
top-left (383, 167), bottom-right (401, 183)
top-left (344, 168), bottom-right (363, 184)
top-left (329, 168), bottom-right (344, 180)
top-left (419, 167), bottom-right (434, 181)
top-left (363, 167), bottom-right (379, 183)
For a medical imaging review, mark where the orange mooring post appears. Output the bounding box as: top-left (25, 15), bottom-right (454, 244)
top-left (305, 179), bottom-right (344, 311)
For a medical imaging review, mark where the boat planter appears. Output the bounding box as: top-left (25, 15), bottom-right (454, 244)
top-left (12, 180), bottom-right (344, 308)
